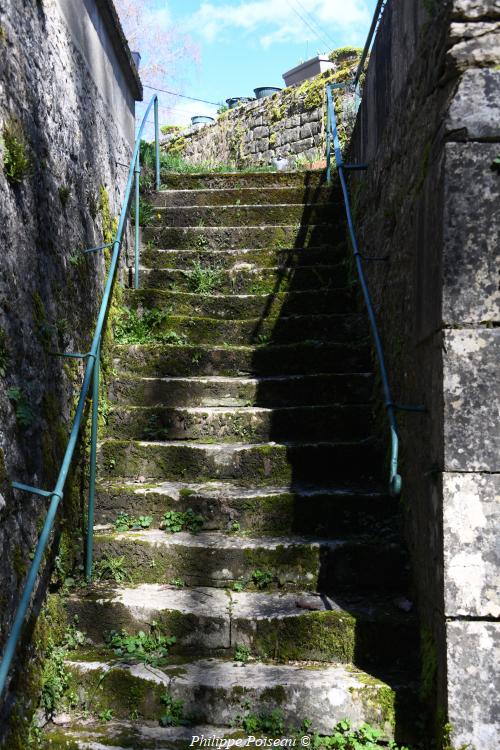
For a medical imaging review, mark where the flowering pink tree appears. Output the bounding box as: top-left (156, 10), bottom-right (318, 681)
top-left (114, 0), bottom-right (201, 128)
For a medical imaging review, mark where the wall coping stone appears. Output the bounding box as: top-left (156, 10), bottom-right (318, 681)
top-left (96, 0), bottom-right (143, 100)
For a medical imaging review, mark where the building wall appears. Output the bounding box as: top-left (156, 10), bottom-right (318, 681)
top-left (348, 1), bottom-right (499, 747)
top-left (0, 0), bottom-right (141, 739)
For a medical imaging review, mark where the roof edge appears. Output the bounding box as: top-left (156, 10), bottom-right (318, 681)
top-left (96, 0), bottom-right (143, 101)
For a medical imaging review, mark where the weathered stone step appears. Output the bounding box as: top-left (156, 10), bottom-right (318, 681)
top-left (161, 169), bottom-right (327, 190)
top-left (66, 585), bottom-right (416, 669)
top-left (152, 185), bottom-right (337, 207)
top-left (109, 373), bottom-right (373, 409)
top-left (149, 203), bottom-right (336, 228)
top-left (125, 288), bottom-right (355, 320)
top-left (95, 480), bottom-right (397, 537)
top-left (42, 720), bottom-right (243, 750)
top-left (106, 404), bottom-right (372, 443)
top-left (113, 341), bottom-right (370, 378)
top-left (117, 312), bottom-right (366, 347)
top-left (142, 223), bottom-right (336, 250)
top-left (140, 245), bottom-right (346, 270)
top-left (63, 657), bottom-right (402, 737)
top-left (98, 439), bottom-right (380, 485)
top-left (137, 263), bottom-right (348, 294)
top-left (91, 529), bottom-right (407, 591)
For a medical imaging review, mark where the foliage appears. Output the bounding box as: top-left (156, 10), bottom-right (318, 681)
top-left (217, 103), bottom-right (229, 115)
top-left (130, 194), bottom-right (155, 225)
top-left (159, 691), bottom-right (188, 727)
top-left (58, 185), bottom-right (71, 206)
top-left (160, 508), bottom-right (204, 534)
top-left (328, 47), bottom-right (362, 63)
top-left (161, 124), bottom-right (182, 135)
top-left (40, 621), bottom-right (85, 716)
top-left (308, 720), bottom-right (411, 749)
top-left (188, 261), bottom-right (223, 295)
top-left (93, 555), bottom-right (131, 583)
top-left (234, 644), bottom-right (251, 663)
top-left (7, 386), bottom-right (35, 429)
top-left (114, 512), bottom-right (153, 531)
top-left (491, 154), bottom-right (500, 173)
top-left (238, 710), bottom-right (285, 736)
top-left (251, 569), bottom-right (274, 590)
top-left (104, 622), bottom-right (176, 666)
top-left (2, 119), bottom-right (31, 184)
top-left (99, 708), bottom-right (114, 721)
top-left (113, 306), bottom-right (177, 345)
top-left (170, 577), bottom-right (185, 588)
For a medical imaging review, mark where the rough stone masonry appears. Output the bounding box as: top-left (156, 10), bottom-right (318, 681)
top-left (0, 0), bottom-right (141, 738)
top-left (349, 1), bottom-right (499, 747)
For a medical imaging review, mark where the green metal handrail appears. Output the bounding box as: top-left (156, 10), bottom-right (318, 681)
top-left (325, 83), bottom-right (424, 497)
top-left (0, 95), bottom-right (160, 698)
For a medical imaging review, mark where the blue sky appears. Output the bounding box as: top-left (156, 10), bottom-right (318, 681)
top-left (136, 0), bottom-right (378, 130)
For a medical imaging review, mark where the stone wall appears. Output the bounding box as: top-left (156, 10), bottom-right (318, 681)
top-left (161, 51), bottom-right (360, 168)
top-left (0, 0), bottom-right (141, 740)
top-left (348, 1), bottom-right (499, 747)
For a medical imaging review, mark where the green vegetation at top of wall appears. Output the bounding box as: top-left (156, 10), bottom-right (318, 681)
top-left (329, 47), bottom-right (363, 63)
top-left (161, 124), bottom-right (182, 135)
top-left (1, 118), bottom-right (31, 184)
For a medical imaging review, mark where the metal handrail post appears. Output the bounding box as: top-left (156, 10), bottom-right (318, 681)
top-left (154, 97), bottom-right (160, 190)
top-left (134, 151), bottom-right (140, 290)
top-left (85, 340), bottom-right (100, 582)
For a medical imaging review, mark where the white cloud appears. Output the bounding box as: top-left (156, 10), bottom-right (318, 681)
top-left (187, 0), bottom-right (371, 48)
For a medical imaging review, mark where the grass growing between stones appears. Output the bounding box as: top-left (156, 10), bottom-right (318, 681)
top-left (2, 118), bottom-right (31, 184)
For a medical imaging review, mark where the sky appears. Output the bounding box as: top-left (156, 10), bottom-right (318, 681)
top-left (134, 0), bottom-right (379, 132)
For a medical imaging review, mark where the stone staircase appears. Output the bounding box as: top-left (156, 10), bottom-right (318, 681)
top-left (43, 170), bottom-right (419, 748)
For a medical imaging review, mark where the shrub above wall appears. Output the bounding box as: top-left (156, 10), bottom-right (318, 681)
top-left (160, 51), bottom-right (362, 170)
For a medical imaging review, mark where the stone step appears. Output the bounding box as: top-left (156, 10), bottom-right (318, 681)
top-left (141, 224), bottom-right (337, 250)
top-left (61, 657), bottom-right (405, 738)
top-left (98, 439), bottom-right (380, 485)
top-left (42, 720), bottom-right (244, 750)
top-left (161, 169), bottom-right (327, 190)
top-left (124, 288), bottom-right (355, 319)
top-left (66, 585), bottom-right (416, 669)
top-left (148, 204), bottom-right (336, 228)
top-left (116, 312), bottom-right (366, 347)
top-left (95, 480), bottom-right (398, 537)
top-left (137, 264), bottom-right (348, 294)
top-left (91, 529), bottom-right (407, 590)
top-left (112, 341), bottom-right (370, 378)
top-left (152, 185), bottom-right (337, 207)
top-left (140, 245), bottom-right (346, 270)
top-left (106, 404), bottom-right (372, 443)
top-left (109, 373), bottom-right (374, 409)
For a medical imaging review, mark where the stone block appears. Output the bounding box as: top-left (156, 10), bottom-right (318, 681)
top-left (300, 124), bottom-right (313, 139)
top-left (446, 68), bottom-right (500, 139)
top-left (253, 126), bottom-right (269, 139)
top-left (443, 143), bottom-right (500, 325)
top-left (443, 472), bottom-right (499, 617)
top-left (452, 0), bottom-right (500, 19)
top-left (447, 21), bottom-right (500, 68)
top-left (443, 329), bottom-right (500, 472)
top-left (446, 621), bottom-right (500, 750)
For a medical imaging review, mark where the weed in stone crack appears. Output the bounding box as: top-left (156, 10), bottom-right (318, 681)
top-left (251, 569), bottom-right (274, 590)
top-left (491, 154), bottom-right (500, 173)
top-left (230, 520), bottom-right (241, 532)
top-left (99, 709), bottom-right (114, 722)
top-left (236, 709), bottom-right (285, 736)
top-left (188, 260), bottom-right (223, 295)
top-left (234, 644), bottom-right (251, 663)
top-left (7, 386), bottom-right (35, 429)
top-left (114, 513), bottom-right (153, 532)
top-left (160, 508), bottom-right (204, 534)
top-left (131, 195), bottom-right (155, 226)
top-left (0, 328), bottom-right (9, 376)
top-left (114, 307), bottom-right (179, 345)
top-left (58, 185), bottom-right (71, 206)
top-left (104, 623), bottom-right (176, 667)
top-left (159, 692), bottom-right (190, 727)
top-left (232, 579), bottom-right (246, 592)
top-left (93, 555), bottom-right (131, 583)
top-left (40, 620), bottom-right (86, 717)
top-left (2, 118), bottom-right (31, 184)
top-left (170, 577), bottom-right (185, 588)
top-left (305, 719), bottom-right (412, 749)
